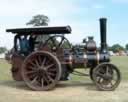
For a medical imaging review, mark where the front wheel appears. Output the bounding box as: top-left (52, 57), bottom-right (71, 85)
top-left (92, 63), bottom-right (121, 91)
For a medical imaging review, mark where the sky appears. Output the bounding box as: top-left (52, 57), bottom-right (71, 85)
top-left (0, 0), bottom-right (128, 49)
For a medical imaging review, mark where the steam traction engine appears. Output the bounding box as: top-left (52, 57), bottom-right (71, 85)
top-left (6, 18), bottom-right (121, 91)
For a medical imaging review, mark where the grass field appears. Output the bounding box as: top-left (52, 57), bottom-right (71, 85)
top-left (0, 56), bottom-right (128, 102)
top-left (111, 56), bottom-right (128, 80)
top-left (0, 56), bottom-right (128, 81)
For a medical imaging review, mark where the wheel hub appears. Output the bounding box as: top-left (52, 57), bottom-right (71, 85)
top-left (37, 68), bottom-right (46, 77)
top-left (104, 74), bottom-right (112, 80)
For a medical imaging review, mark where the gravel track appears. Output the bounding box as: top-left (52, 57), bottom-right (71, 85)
top-left (0, 80), bottom-right (127, 102)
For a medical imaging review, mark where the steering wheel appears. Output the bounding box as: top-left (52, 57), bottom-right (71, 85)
top-left (41, 35), bottom-right (72, 52)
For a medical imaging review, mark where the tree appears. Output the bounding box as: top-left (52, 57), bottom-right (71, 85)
top-left (26, 14), bottom-right (49, 26)
top-left (0, 47), bottom-right (7, 54)
top-left (26, 14), bottom-right (50, 43)
top-left (111, 44), bottom-right (124, 53)
top-left (108, 45), bottom-right (113, 51)
top-left (125, 44), bottom-right (128, 50)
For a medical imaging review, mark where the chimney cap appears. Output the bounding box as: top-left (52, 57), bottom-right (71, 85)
top-left (100, 18), bottom-right (107, 20)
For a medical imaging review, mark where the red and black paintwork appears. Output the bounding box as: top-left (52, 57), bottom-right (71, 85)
top-left (5, 18), bottom-right (121, 91)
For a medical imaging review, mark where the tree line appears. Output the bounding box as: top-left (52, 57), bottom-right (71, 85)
top-left (108, 44), bottom-right (128, 53)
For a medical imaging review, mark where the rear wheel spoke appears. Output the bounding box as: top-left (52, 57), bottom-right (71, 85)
top-left (48, 68), bottom-right (57, 72)
top-left (47, 75), bottom-right (54, 83)
top-left (31, 76), bottom-right (38, 84)
top-left (41, 78), bottom-right (44, 87)
top-left (29, 61), bottom-right (37, 68)
top-left (41, 57), bottom-right (46, 67)
top-left (48, 72), bottom-right (56, 76)
top-left (28, 73), bottom-right (37, 79)
top-left (28, 66), bottom-right (37, 70)
top-left (35, 59), bottom-right (40, 68)
top-left (43, 75), bottom-right (50, 85)
top-left (38, 56), bottom-right (42, 65)
top-left (25, 70), bottom-right (37, 75)
top-left (45, 64), bottom-right (55, 70)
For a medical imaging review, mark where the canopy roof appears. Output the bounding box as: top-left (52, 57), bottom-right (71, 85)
top-left (6, 26), bottom-right (71, 35)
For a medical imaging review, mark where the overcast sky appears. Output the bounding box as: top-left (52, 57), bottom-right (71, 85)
top-left (0, 0), bottom-right (128, 49)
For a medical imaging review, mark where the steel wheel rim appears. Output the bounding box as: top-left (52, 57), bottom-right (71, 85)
top-left (93, 63), bottom-right (121, 91)
top-left (21, 51), bottom-right (61, 91)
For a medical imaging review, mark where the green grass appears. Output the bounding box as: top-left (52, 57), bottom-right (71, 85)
top-left (0, 60), bottom-right (12, 81)
top-left (0, 56), bottom-right (128, 81)
top-left (111, 56), bottom-right (128, 80)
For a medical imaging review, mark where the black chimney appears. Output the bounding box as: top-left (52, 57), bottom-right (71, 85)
top-left (100, 18), bottom-right (107, 53)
